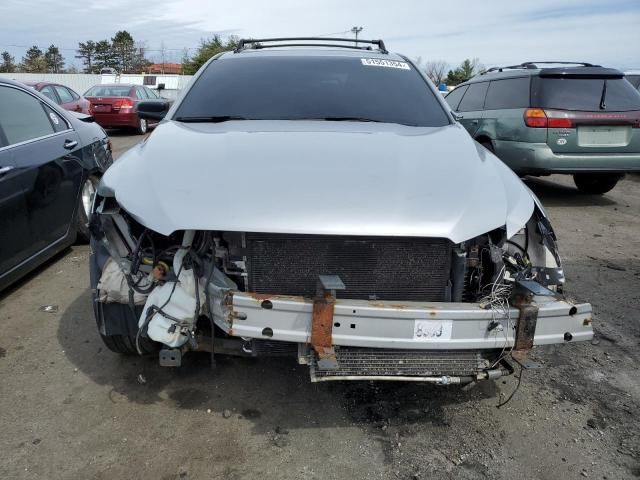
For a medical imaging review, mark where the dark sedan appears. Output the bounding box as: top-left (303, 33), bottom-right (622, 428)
top-left (84, 84), bottom-right (170, 134)
top-left (24, 81), bottom-right (91, 115)
top-left (0, 78), bottom-right (112, 291)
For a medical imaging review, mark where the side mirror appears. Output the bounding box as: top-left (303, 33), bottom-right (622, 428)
top-left (137, 100), bottom-right (169, 121)
top-left (157, 83), bottom-right (165, 91)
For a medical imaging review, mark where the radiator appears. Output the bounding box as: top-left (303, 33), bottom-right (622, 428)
top-left (309, 347), bottom-right (490, 381)
top-left (246, 234), bottom-right (452, 301)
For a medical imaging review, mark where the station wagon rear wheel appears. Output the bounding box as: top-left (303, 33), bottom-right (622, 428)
top-left (573, 174), bottom-right (620, 194)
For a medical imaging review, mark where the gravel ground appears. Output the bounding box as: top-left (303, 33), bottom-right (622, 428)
top-left (0, 134), bottom-right (638, 480)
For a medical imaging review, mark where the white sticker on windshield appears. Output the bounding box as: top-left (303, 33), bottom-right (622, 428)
top-left (361, 58), bottom-right (410, 70)
top-left (49, 112), bottom-right (60, 125)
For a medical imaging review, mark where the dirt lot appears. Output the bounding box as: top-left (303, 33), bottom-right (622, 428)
top-left (0, 133), bottom-right (639, 480)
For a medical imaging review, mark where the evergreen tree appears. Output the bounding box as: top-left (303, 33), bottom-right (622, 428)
top-left (76, 40), bottom-right (96, 73)
top-left (0, 51), bottom-right (16, 73)
top-left (21, 46), bottom-right (47, 73)
top-left (44, 44), bottom-right (65, 73)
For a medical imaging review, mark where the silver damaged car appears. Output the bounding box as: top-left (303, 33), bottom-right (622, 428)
top-left (90, 37), bottom-right (593, 383)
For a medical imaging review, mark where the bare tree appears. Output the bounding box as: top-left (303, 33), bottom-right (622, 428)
top-left (423, 60), bottom-right (449, 86)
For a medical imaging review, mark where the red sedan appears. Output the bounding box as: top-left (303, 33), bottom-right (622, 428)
top-left (84, 84), bottom-right (170, 135)
top-left (24, 81), bottom-right (91, 114)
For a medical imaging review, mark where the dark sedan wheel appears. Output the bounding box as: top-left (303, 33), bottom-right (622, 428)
top-left (136, 118), bottom-right (148, 135)
top-left (573, 174), bottom-right (621, 194)
top-left (76, 175), bottom-right (99, 242)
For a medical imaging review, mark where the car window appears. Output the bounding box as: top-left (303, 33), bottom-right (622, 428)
top-left (444, 85), bottom-right (468, 111)
top-left (68, 88), bottom-right (80, 100)
top-left (484, 77), bottom-right (530, 110)
top-left (42, 105), bottom-right (69, 133)
top-left (39, 85), bottom-right (59, 104)
top-left (0, 86), bottom-right (55, 146)
top-left (175, 56), bottom-right (451, 127)
top-left (531, 77), bottom-right (640, 111)
top-left (136, 87), bottom-right (148, 99)
top-left (85, 85), bottom-right (132, 97)
top-left (54, 85), bottom-right (74, 104)
top-left (625, 75), bottom-right (640, 89)
top-left (457, 82), bottom-right (489, 112)
top-left (146, 88), bottom-right (159, 99)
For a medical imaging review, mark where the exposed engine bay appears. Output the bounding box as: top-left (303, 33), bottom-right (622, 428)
top-left (90, 192), bottom-right (590, 384)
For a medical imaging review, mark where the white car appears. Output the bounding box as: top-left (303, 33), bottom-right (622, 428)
top-left (89, 37), bottom-right (593, 384)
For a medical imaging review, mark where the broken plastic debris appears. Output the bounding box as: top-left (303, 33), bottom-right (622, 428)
top-left (39, 305), bottom-right (58, 314)
top-left (137, 374), bottom-right (147, 384)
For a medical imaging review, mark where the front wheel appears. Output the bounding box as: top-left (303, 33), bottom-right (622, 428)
top-left (573, 174), bottom-right (621, 194)
top-left (136, 117), bottom-right (148, 135)
top-left (76, 174), bottom-right (99, 242)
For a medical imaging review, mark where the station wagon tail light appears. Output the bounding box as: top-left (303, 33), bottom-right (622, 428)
top-left (524, 109), bottom-right (574, 128)
top-left (524, 108), bottom-right (547, 128)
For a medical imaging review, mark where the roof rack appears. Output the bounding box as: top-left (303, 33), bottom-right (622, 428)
top-left (480, 61), bottom-right (598, 75)
top-left (235, 37), bottom-right (388, 54)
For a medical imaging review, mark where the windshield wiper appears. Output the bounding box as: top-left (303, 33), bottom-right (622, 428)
top-left (599, 80), bottom-right (607, 110)
top-left (174, 115), bottom-right (248, 123)
top-left (320, 116), bottom-right (382, 123)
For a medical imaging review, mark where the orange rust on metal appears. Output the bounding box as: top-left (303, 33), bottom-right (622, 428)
top-left (311, 293), bottom-right (335, 353)
top-left (583, 318), bottom-right (592, 326)
top-left (248, 292), bottom-right (274, 302)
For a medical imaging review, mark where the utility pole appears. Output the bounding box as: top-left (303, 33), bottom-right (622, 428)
top-left (351, 26), bottom-right (363, 46)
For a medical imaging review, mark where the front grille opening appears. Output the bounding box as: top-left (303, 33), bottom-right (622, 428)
top-left (246, 234), bottom-right (452, 301)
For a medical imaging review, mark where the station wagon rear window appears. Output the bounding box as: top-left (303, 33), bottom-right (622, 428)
top-left (175, 56), bottom-right (450, 127)
top-left (532, 77), bottom-right (640, 111)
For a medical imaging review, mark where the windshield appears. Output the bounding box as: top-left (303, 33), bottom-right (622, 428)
top-left (174, 55), bottom-right (450, 127)
top-left (532, 77), bottom-right (640, 111)
top-left (85, 85), bottom-right (132, 97)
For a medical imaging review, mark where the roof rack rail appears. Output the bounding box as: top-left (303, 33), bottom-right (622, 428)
top-left (480, 61), bottom-right (598, 75)
top-left (235, 37), bottom-right (388, 54)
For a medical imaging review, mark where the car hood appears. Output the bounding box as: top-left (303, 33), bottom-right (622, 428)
top-left (101, 120), bottom-right (534, 243)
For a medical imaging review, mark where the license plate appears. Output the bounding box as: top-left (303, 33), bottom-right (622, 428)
top-left (577, 126), bottom-right (630, 147)
top-left (413, 319), bottom-right (453, 341)
top-left (92, 105), bottom-right (111, 113)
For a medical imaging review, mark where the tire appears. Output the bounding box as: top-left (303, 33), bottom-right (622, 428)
top-left (76, 174), bottom-right (99, 243)
top-left (136, 117), bottom-right (148, 135)
top-left (96, 302), bottom-right (158, 355)
top-left (573, 174), bottom-right (620, 194)
top-left (99, 332), bottom-right (157, 355)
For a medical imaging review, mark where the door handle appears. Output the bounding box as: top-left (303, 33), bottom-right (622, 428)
top-left (64, 139), bottom-right (78, 150)
top-left (0, 165), bottom-right (14, 176)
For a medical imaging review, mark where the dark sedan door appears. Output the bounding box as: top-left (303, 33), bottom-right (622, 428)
top-left (0, 136), bottom-right (29, 276)
top-left (0, 85), bottom-right (83, 266)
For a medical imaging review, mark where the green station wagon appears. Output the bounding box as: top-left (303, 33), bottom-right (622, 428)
top-left (446, 62), bottom-right (640, 193)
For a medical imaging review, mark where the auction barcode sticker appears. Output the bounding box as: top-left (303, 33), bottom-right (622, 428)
top-left (413, 319), bottom-right (453, 341)
top-left (361, 58), bottom-right (410, 70)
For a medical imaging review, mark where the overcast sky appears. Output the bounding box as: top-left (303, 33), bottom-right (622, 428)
top-left (1, 0), bottom-right (638, 70)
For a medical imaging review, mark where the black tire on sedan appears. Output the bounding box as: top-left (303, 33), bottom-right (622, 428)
top-left (136, 117), bottom-right (148, 135)
top-left (573, 173), bottom-right (621, 194)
